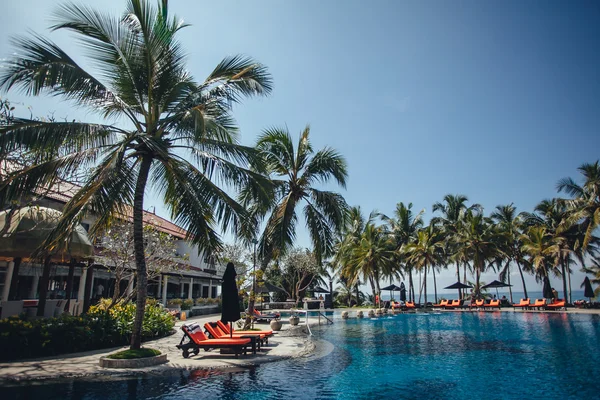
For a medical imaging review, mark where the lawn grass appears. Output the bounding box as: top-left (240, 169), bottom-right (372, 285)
top-left (106, 348), bottom-right (161, 359)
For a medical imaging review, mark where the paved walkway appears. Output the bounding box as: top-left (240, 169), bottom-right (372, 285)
top-left (0, 313), bottom-right (324, 383)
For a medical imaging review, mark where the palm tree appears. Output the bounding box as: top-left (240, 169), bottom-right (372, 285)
top-left (454, 211), bottom-right (501, 298)
top-left (403, 223), bottom-right (444, 305)
top-left (491, 204), bottom-right (529, 302)
top-left (380, 202), bottom-right (424, 302)
top-left (432, 194), bottom-right (481, 298)
top-left (557, 161), bottom-right (600, 249)
top-left (242, 126), bottom-right (348, 323)
top-left (342, 222), bottom-right (396, 300)
top-left (520, 226), bottom-right (560, 284)
top-left (0, 0), bottom-right (272, 349)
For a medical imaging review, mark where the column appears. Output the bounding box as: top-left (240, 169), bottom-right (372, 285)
top-left (77, 268), bottom-right (87, 301)
top-left (180, 280), bottom-right (185, 298)
top-left (208, 279), bottom-right (212, 299)
top-left (82, 264), bottom-right (94, 314)
top-left (126, 279), bottom-right (133, 296)
top-left (188, 278), bottom-right (194, 300)
top-left (161, 275), bottom-right (168, 305)
top-left (1, 261), bottom-right (14, 301)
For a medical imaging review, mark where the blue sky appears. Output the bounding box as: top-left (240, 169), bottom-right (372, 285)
top-left (1, 0), bottom-right (599, 295)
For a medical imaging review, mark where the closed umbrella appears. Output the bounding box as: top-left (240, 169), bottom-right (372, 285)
top-left (582, 276), bottom-right (594, 302)
top-left (220, 262), bottom-right (241, 338)
top-left (400, 282), bottom-right (406, 302)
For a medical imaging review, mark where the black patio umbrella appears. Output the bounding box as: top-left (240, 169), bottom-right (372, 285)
top-left (542, 276), bottom-right (553, 300)
top-left (400, 282), bottom-right (407, 302)
top-left (482, 280), bottom-right (512, 297)
top-left (444, 281), bottom-right (473, 299)
top-left (582, 276), bottom-right (595, 301)
top-left (221, 262), bottom-right (240, 338)
top-left (381, 284), bottom-right (402, 302)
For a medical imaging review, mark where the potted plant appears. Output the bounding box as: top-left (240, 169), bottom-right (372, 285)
top-left (289, 310), bottom-right (300, 326)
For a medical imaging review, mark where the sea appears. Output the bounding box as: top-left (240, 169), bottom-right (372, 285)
top-left (380, 290), bottom-right (587, 302)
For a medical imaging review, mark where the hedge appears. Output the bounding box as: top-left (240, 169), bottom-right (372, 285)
top-left (0, 299), bottom-right (175, 361)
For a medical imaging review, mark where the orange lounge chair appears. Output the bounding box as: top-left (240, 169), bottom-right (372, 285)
top-left (405, 301), bottom-right (417, 309)
top-left (445, 299), bottom-right (464, 309)
top-left (484, 299), bottom-right (500, 308)
top-left (204, 322), bottom-right (264, 353)
top-left (530, 299), bottom-right (547, 310)
top-left (216, 320), bottom-right (274, 341)
top-left (176, 323), bottom-right (251, 358)
top-left (513, 298), bottom-right (531, 308)
top-left (545, 300), bottom-right (566, 310)
top-left (432, 299), bottom-right (449, 308)
top-left (390, 301), bottom-right (403, 309)
top-left (469, 299), bottom-right (485, 309)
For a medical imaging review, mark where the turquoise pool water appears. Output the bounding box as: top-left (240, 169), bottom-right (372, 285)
top-left (6, 312), bottom-right (600, 399)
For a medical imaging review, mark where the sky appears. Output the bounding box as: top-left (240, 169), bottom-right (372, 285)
top-left (1, 0), bottom-right (599, 296)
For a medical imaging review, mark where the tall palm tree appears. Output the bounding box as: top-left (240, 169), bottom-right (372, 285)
top-left (0, 0), bottom-right (272, 349)
top-left (342, 222), bottom-right (396, 299)
top-left (380, 202), bottom-right (424, 302)
top-left (242, 126), bottom-right (348, 323)
top-left (454, 211), bottom-right (501, 297)
top-left (432, 194), bottom-right (481, 298)
top-left (520, 226), bottom-right (560, 283)
top-left (403, 223), bottom-right (444, 305)
top-left (491, 204), bottom-right (529, 302)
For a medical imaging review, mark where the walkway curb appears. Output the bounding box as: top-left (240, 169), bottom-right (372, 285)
top-left (99, 354), bottom-right (168, 369)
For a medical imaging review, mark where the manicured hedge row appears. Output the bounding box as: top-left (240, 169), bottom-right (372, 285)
top-left (0, 299), bottom-right (175, 361)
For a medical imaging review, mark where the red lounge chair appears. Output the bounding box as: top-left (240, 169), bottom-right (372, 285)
top-left (176, 323), bottom-right (251, 358)
top-left (432, 299), bottom-right (449, 308)
top-left (513, 299), bottom-right (531, 308)
top-left (530, 299), bottom-right (547, 310)
top-left (390, 301), bottom-right (403, 309)
top-left (484, 299), bottom-right (500, 308)
top-left (204, 322), bottom-right (264, 353)
top-left (217, 320), bottom-right (274, 340)
top-left (545, 300), bottom-right (566, 311)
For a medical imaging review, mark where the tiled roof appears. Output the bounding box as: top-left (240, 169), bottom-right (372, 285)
top-left (1, 161), bottom-right (189, 239)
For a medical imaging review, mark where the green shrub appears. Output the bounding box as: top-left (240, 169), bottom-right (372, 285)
top-left (106, 348), bottom-right (161, 359)
top-left (0, 299), bottom-right (174, 361)
top-left (167, 299), bottom-right (183, 307)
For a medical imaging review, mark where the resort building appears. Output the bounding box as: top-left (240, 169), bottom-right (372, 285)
top-left (0, 174), bottom-right (227, 313)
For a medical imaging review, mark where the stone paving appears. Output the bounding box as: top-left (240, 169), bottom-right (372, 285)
top-left (0, 313), bottom-right (323, 383)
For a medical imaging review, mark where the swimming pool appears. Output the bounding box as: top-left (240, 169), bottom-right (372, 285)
top-left (5, 312), bottom-right (600, 399)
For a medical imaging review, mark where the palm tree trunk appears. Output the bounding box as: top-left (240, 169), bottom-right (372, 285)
top-left (408, 268), bottom-right (414, 302)
top-left (560, 259), bottom-right (568, 303)
top-left (423, 265), bottom-right (428, 306)
top-left (433, 266), bottom-right (438, 303)
top-left (355, 283), bottom-right (360, 306)
top-left (516, 261), bottom-right (528, 299)
top-left (507, 262), bottom-right (513, 303)
top-left (456, 262), bottom-right (462, 299)
top-left (130, 156), bottom-right (152, 350)
top-left (567, 260), bottom-right (572, 304)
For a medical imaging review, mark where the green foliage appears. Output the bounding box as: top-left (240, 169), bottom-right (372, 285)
top-left (167, 299), bottom-right (183, 307)
top-left (0, 299), bottom-right (174, 361)
top-left (106, 348), bottom-right (161, 359)
top-left (181, 299), bottom-right (194, 310)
